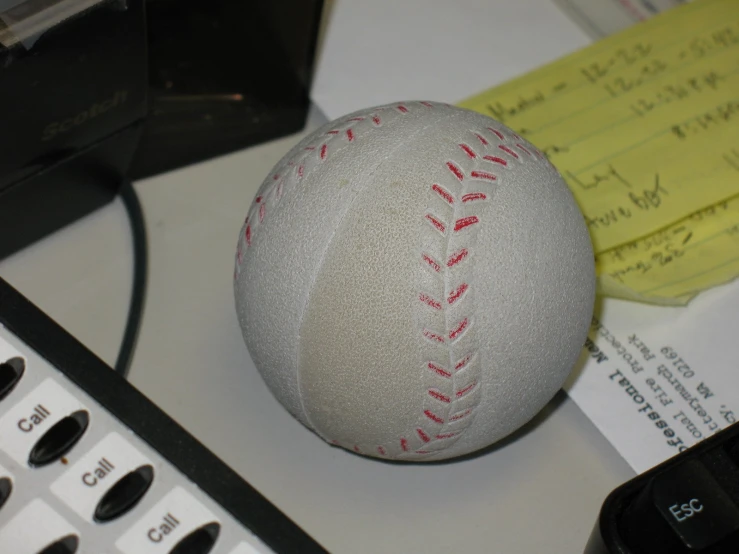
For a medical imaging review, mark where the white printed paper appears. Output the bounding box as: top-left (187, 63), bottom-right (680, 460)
top-left (565, 279), bottom-right (739, 474)
top-left (553, 0), bottom-right (689, 39)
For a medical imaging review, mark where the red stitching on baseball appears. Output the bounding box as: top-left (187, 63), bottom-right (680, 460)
top-left (398, 119), bottom-right (529, 457)
top-left (470, 170), bottom-right (497, 182)
top-left (498, 145), bottom-right (519, 158)
top-left (239, 105), bottom-right (414, 254)
top-left (419, 293), bottom-right (442, 310)
top-left (401, 438), bottom-right (409, 451)
top-left (432, 184), bottom-right (455, 205)
top-left (456, 382), bottom-right (477, 398)
top-left (516, 143), bottom-right (531, 156)
top-left (420, 101), bottom-right (433, 107)
top-left (447, 283), bottom-right (468, 305)
top-left (422, 253), bottom-right (441, 272)
top-left (423, 410), bottom-right (444, 424)
top-left (449, 318), bottom-right (469, 341)
top-left (459, 143), bottom-right (477, 159)
top-left (446, 161), bottom-right (464, 181)
top-left (377, 446), bottom-right (386, 455)
top-left (450, 409), bottom-right (472, 421)
top-left (454, 216), bottom-right (479, 231)
top-left (425, 214), bottom-right (447, 233)
top-left (483, 155), bottom-right (508, 166)
top-left (417, 427), bottom-right (433, 441)
top-left (428, 389), bottom-right (451, 403)
top-left (353, 445), bottom-right (361, 453)
top-left (447, 248), bottom-right (469, 268)
top-left (423, 329), bottom-right (445, 343)
top-left (428, 362), bottom-right (451, 378)
top-left (462, 192), bottom-right (487, 203)
top-left (238, 103), bottom-right (431, 267)
top-left (488, 127), bottom-right (505, 141)
top-left (455, 354), bottom-right (471, 371)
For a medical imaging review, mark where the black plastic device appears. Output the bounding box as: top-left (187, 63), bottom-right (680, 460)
top-left (0, 276), bottom-right (327, 553)
top-left (0, 0), bottom-right (147, 260)
top-left (586, 421), bottom-right (739, 553)
top-left (0, 0), bottom-right (323, 259)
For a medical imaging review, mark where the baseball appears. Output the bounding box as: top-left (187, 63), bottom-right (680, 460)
top-left (233, 101), bottom-right (595, 462)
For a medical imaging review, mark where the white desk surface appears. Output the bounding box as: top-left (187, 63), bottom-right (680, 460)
top-left (0, 103), bottom-right (634, 553)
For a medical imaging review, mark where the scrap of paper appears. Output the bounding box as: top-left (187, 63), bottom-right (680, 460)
top-left (565, 277), bottom-right (739, 473)
top-left (459, 0), bottom-right (739, 303)
top-left (597, 195), bottom-right (739, 305)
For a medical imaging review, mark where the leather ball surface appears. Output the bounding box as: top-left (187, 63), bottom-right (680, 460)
top-left (233, 101), bottom-right (595, 461)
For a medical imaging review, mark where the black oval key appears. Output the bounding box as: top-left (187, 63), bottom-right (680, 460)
top-left (0, 477), bottom-right (11, 510)
top-left (0, 357), bottom-right (24, 401)
top-left (94, 464), bottom-right (154, 522)
top-left (28, 410), bottom-right (90, 467)
top-left (168, 522), bottom-right (221, 554)
top-left (36, 534), bottom-right (79, 554)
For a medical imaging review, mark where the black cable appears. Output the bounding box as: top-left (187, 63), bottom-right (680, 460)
top-left (115, 178), bottom-right (148, 379)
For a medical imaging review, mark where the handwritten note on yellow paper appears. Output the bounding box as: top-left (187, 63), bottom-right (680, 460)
top-left (459, 0), bottom-right (739, 303)
top-left (597, 195), bottom-right (739, 305)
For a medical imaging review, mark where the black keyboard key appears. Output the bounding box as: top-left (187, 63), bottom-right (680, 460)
top-left (28, 410), bottom-right (89, 467)
top-left (168, 522), bottom-right (220, 554)
top-left (36, 534), bottom-right (79, 554)
top-left (0, 357), bottom-right (24, 401)
top-left (0, 476), bottom-right (11, 510)
top-left (652, 458), bottom-right (739, 550)
top-left (94, 464), bottom-right (154, 522)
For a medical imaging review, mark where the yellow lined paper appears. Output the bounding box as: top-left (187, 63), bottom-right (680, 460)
top-left (596, 194), bottom-right (739, 304)
top-left (459, 0), bottom-right (739, 304)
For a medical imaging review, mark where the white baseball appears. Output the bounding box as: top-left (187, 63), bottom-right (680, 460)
top-left (233, 101), bottom-right (594, 461)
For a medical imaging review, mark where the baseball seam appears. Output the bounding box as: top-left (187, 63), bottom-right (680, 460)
top-left (334, 124), bottom-right (549, 460)
top-left (396, 132), bottom-right (516, 459)
top-left (234, 102), bottom-right (440, 278)
top-left (392, 126), bottom-right (548, 460)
